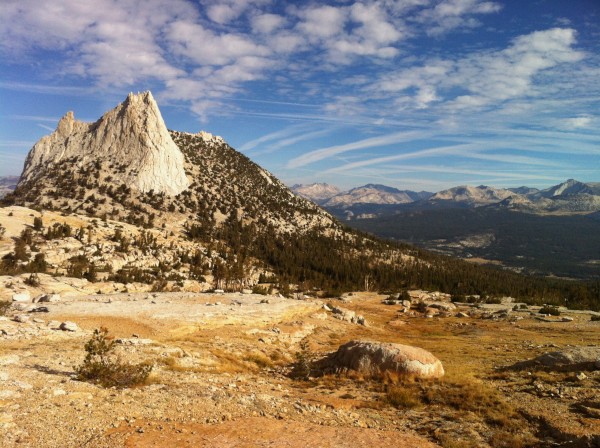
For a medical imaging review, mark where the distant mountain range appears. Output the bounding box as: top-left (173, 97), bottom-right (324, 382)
top-left (0, 176), bottom-right (19, 198)
top-left (292, 180), bottom-right (600, 279)
top-left (292, 179), bottom-right (600, 219)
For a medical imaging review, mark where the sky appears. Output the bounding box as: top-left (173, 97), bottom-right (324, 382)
top-left (1, 0), bottom-right (599, 192)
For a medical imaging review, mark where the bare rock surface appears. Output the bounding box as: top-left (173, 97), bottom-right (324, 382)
top-left (1, 292), bottom-right (599, 447)
top-left (327, 340), bottom-right (444, 379)
top-left (19, 91), bottom-right (189, 196)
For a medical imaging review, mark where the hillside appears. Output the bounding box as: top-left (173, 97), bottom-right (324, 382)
top-left (3, 92), bottom-right (599, 309)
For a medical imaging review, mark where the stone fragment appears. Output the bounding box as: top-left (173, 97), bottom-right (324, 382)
top-left (115, 338), bottom-right (153, 345)
top-left (38, 294), bottom-right (61, 303)
top-left (59, 321), bottom-right (78, 332)
top-left (12, 292), bottom-right (30, 303)
top-left (29, 306), bottom-right (49, 313)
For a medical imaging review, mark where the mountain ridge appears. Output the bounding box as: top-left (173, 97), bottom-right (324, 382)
top-left (19, 91), bottom-right (189, 197)
top-left (2, 91), bottom-right (599, 309)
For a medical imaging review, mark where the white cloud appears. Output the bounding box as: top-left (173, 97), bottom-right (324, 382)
top-left (372, 28), bottom-right (585, 112)
top-left (562, 115), bottom-right (594, 129)
top-left (322, 143), bottom-right (480, 173)
top-left (287, 130), bottom-right (424, 169)
top-left (296, 5), bottom-right (347, 40)
top-left (251, 13), bottom-right (286, 34)
top-left (204, 0), bottom-right (270, 25)
top-left (166, 21), bottom-right (270, 66)
top-left (0, 0), bottom-right (193, 85)
top-left (418, 0), bottom-right (502, 35)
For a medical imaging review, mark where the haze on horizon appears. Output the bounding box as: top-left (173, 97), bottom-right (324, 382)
top-left (1, 0), bottom-right (599, 192)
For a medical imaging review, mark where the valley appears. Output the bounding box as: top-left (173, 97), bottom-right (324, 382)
top-left (349, 207), bottom-right (600, 280)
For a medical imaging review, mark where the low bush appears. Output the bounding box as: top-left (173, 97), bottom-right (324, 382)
top-left (252, 285), bottom-right (268, 295)
top-left (386, 385), bottom-right (421, 409)
top-left (24, 273), bottom-right (41, 287)
top-left (0, 301), bottom-right (10, 316)
top-left (539, 305), bottom-right (560, 316)
top-left (290, 341), bottom-right (315, 380)
top-left (75, 327), bottom-right (152, 388)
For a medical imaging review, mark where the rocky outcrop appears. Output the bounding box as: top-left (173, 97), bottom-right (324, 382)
top-left (19, 91), bottom-right (189, 196)
top-left (326, 340), bottom-right (444, 379)
top-left (511, 347), bottom-right (600, 371)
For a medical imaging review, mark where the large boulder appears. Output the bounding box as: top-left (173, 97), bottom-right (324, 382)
top-left (512, 347), bottom-right (600, 371)
top-left (326, 340), bottom-right (444, 379)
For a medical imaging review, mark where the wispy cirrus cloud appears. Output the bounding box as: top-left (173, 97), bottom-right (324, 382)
top-left (287, 130), bottom-right (425, 169)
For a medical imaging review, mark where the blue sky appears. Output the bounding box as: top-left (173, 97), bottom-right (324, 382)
top-left (1, 0), bottom-right (599, 192)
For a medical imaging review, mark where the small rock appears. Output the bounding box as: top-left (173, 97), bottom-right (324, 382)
top-left (456, 312), bottom-right (469, 318)
top-left (575, 372), bottom-right (587, 381)
top-left (13, 314), bottom-right (30, 323)
top-left (29, 306), bottom-right (49, 313)
top-left (12, 303), bottom-right (29, 311)
top-left (115, 338), bottom-right (153, 345)
top-left (12, 292), bottom-right (31, 303)
top-left (59, 321), bottom-right (78, 332)
top-left (561, 316), bottom-right (574, 322)
top-left (38, 294), bottom-right (61, 303)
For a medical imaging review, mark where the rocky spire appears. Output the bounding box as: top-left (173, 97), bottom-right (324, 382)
top-left (20, 91), bottom-right (189, 196)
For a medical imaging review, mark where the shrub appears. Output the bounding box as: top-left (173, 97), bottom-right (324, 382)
top-left (0, 301), bottom-right (10, 316)
top-left (386, 385), bottom-right (422, 409)
top-left (591, 315), bottom-right (600, 322)
top-left (539, 305), bottom-right (560, 316)
top-left (24, 273), bottom-right (40, 287)
top-left (75, 327), bottom-right (153, 388)
top-left (33, 216), bottom-right (43, 231)
top-left (291, 341), bottom-right (315, 380)
top-left (252, 285), bottom-right (268, 295)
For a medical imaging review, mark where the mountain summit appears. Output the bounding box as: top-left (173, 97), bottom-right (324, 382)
top-left (19, 91), bottom-right (189, 196)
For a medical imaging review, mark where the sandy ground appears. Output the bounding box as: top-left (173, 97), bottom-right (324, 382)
top-left (1, 291), bottom-right (599, 448)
